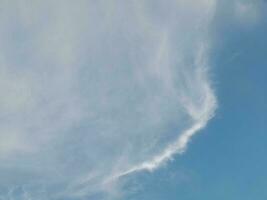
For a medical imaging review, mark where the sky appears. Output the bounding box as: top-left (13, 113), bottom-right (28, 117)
top-left (0, 1), bottom-right (266, 200)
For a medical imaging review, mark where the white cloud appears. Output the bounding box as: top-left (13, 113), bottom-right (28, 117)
top-left (0, 0), bottom-right (217, 199)
top-left (234, 0), bottom-right (261, 25)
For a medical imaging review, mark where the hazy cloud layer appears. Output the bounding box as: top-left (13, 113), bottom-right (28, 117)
top-left (0, 0), bottom-right (223, 199)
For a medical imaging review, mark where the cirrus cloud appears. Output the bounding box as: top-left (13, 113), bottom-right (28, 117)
top-left (0, 0), bottom-right (217, 199)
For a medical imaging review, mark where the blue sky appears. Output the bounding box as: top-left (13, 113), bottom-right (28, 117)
top-left (123, 1), bottom-right (267, 199)
top-left (0, 1), bottom-right (266, 200)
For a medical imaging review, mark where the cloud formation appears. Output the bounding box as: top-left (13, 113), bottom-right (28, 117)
top-left (234, 1), bottom-right (262, 25)
top-left (0, 0), bottom-right (218, 199)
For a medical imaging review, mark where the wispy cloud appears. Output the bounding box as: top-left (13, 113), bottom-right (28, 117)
top-left (0, 1), bottom-right (217, 199)
top-left (234, 0), bottom-right (262, 25)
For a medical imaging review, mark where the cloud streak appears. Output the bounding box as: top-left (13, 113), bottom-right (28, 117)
top-left (110, 44), bottom-right (217, 180)
top-left (0, 0), bottom-right (217, 199)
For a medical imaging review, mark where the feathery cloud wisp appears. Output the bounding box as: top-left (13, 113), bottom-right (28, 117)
top-left (0, 0), bottom-right (217, 199)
